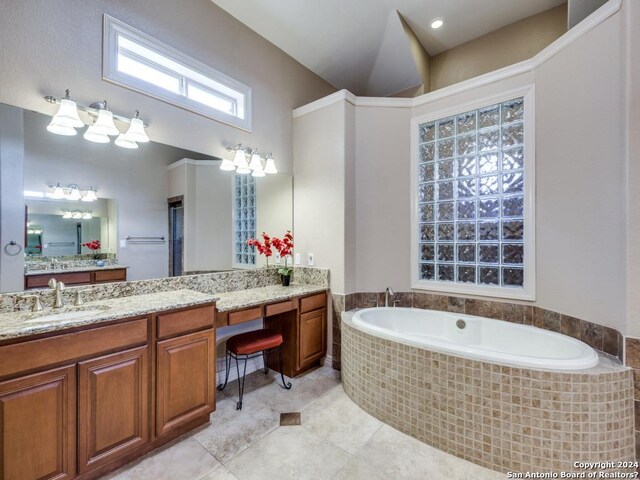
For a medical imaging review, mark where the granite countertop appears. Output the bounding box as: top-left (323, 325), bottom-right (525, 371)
top-left (25, 265), bottom-right (128, 276)
top-left (215, 283), bottom-right (327, 312)
top-left (0, 290), bottom-right (218, 342)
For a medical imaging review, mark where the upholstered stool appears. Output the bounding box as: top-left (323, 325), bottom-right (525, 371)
top-left (217, 329), bottom-right (292, 410)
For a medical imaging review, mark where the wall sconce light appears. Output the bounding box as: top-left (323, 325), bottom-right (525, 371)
top-left (62, 210), bottom-right (92, 220)
top-left (221, 144), bottom-right (278, 176)
top-left (46, 184), bottom-right (99, 202)
top-left (45, 90), bottom-right (150, 149)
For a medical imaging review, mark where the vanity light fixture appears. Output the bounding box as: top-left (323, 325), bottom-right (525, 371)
top-left (46, 90), bottom-right (84, 136)
top-left (264, 154), bottom-right (278, 175)
top-left (221, 144), bottom-right (278, 176)
top-left (81, 187), bottom-right (98, 202)
top-left (62, 212), bottom-right (73, 219)
top-left (46, 184), bottom-right (99, 202)
top-left (71, 211), bottom-right (83, 219)
top-left (44, 90), bottom-right (150, 148)
top-left (81, 212), bottom-right (93, 220)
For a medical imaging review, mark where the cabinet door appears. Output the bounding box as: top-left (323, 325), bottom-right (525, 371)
top-left (156, 330), bottom-right (215, 438)
top-left (0, 365), bottom-right (76, 480)
top-left (77, 346), bottom-right (149, 474)
top-left (299, 309), bottom-right (326, 367)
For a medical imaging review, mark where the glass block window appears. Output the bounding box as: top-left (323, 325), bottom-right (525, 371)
top-left (233, 174), bottom-right (256, 266)
top-left (416, 97), bottom-right (526, 290)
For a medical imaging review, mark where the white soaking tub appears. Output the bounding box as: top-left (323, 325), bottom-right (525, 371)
top-left (350, 307), bottom-right (598, 370)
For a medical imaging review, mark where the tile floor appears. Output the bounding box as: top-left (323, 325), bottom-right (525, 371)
top-left (105, 365), bottom-right (504, 480)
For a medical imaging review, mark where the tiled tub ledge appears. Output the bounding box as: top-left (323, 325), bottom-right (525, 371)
top-left (330, 291), bottom-right (624, 371)
top-left (341, 312), bottom-right (635, 474)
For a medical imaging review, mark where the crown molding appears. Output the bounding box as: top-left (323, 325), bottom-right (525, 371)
top-left (166, 158), bottom-right (221, 170)
top-left (292, 0), bottom-right (622, 117)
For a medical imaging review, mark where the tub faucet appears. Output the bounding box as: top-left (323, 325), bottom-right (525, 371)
top-left (48, 278), bottom-right (65, 308)
top-left (384, 287), bottom-right (394, 307)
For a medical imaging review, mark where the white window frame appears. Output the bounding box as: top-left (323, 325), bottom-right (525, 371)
top-left (410, 85), bottom-right (536, 301)
top-left (103, 15), bottom-right (252, 132)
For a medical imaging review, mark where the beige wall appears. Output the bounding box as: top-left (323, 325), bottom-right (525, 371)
top-left (626, 0), bottom-right (640, 337)
top-left (429, 6), bottom-right (567, 92)
top-left (0, 105), bottom-right (25, 292)
top-left (0, 0), bottom-right (335, 174)
top-left (255, 175), bottom-right (294, 268)
top-left (294, 2), bottom-right (629, 333)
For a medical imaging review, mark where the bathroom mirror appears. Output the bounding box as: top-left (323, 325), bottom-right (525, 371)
top-left (0, 103), bottom-right (293, 291)
top-left (25, 197), bottom-right (117, 256)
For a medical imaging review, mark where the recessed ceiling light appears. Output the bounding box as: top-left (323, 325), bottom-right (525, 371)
top-left (430, 19), bottom-right (444, 29)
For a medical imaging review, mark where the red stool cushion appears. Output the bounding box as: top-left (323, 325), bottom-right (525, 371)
top-left (226, 329), bottom-right (283, 355)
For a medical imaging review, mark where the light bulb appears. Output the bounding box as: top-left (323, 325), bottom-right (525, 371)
top-left (115, 133), bottom-right (139, 149)
top-left (220, 158), bottom-right (236, 171)
top-left (233, 148), bottom-right (248, 168)
top-left (248, 153), bottom-right (263, 171)
top-left (83, 125), bottom-right (110, 143)
top-left (264, 156), bottom-right (278, 174)
top-left (67, 186), bottom-right (81, 201)
top-left (82, 188), bottom-right (98, 202)
top-left (251, 168), bottom-right (265, 178)
top-left (72, 211), bottom-right (82, 219)
top-left (82, 212), bottom-right (92, 220)
top-left (236, 165), bottom-right (251, 175)
top-left (62, 212), bottom-right (73, 219)
top-left (430, 19), bottom-right (444, 29)
top-left (91, 109), bottom-right (119, 136)
top-left (50, 183), bottom-right (65, 199)
top-left (124, 117), bottom-right (149, 143)
top-left (47, 122), bottom-right (77, 136)
top-left (48, 98), bottom-right (84, 130)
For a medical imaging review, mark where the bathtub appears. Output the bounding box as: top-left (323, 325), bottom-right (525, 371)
top-left (351, 307), bottom-right (599, 370)
top-left (341, 307), bottom-right (634, 474)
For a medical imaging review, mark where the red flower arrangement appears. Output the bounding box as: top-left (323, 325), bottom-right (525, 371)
top-left (247, 231), bottom-right (294, 283)
top-left (247, 233), bottom-right (273, 265)
top-left (82, 240), bottom-right (101, 251)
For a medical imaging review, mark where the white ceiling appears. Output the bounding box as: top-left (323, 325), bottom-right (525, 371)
top-left (211, 0), bottom-right (566, 96)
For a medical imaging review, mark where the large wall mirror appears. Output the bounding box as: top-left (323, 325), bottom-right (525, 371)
top-left (0, 103), bottom-right (293, 292)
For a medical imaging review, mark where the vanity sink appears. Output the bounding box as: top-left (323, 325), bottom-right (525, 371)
top-left (24, 306), bottom-right (110, 324)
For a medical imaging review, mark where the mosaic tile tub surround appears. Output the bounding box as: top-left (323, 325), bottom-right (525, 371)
top-left (330, 291), bottom-right (624, 370)
top-left (341, 314), bottom-right (635, 474)
top-left (0, 266), bottom-right (329, 313)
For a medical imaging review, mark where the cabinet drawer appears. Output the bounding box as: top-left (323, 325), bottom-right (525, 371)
top-left (26, 271), bottom-right (92, 289)
top-left (157, 305), bottom-right (215, 339)
top-left (265, 300), bottom-right (295, 317)
top-left (228, 307), bottom-right (263, 325)
top-left (300, 292), bottom-right (326, 314)
top-left (0, 318), bottom-right (148, 379)
top-left (94, 268), bottom-right (127, 283)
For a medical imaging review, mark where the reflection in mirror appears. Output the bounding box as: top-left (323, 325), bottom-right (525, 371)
top-left (0, 102), bottom-right (293, 292)
top-left (25, 198), bottom-right (117, 257)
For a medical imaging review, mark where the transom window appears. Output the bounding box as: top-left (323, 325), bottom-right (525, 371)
top-left (412, 91), bottom-right (535, 300)
top-left (103, 15), bottom-right (252, 131)
top-left (234, 175), bottom-right (256, 266)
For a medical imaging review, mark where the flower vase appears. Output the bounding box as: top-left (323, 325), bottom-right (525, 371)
top-left (281, 274), bottom-right (291, 287)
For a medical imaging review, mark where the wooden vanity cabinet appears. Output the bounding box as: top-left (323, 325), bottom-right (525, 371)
top-left (77, 346), bottom-right (148, 475)
top-left (25, 268), bottom-right (128, 290)
top-left (0, 302), bottom-right (216, 480)
top-left (154, 305), bottom-right (216, 441)
top-left (298, 293), bottom-right (327, 370)
top-left (261, 291), bottom-right (328, 378)
top-left (0, 365), bottom-right (76, 480)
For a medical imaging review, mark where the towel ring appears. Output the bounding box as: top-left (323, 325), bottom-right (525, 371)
top-left (4, 241), bottom-right (23, 256)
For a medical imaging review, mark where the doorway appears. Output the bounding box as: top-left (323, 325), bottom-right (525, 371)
top-left (168, 196), bottom-right (184, 277)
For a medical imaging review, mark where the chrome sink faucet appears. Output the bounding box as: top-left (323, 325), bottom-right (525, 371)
top-left (384, 287), bottom-right (394, 307)
top-left (48, 278), bottom-right (65, 308)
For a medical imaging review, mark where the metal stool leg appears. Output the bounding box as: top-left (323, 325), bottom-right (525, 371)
top-left (277, 345), bottom-right (292, 390)
top-left (235, 353), bottom-right (248, 410)
top-left (262, 350), bottom-right (269, 374)
top-left (217, 349), bottom-right (231, 391)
